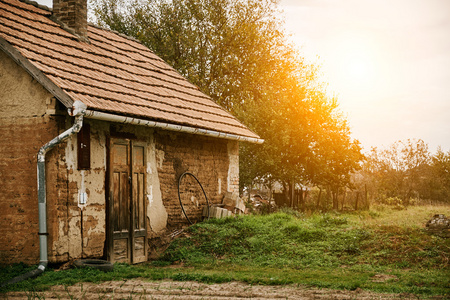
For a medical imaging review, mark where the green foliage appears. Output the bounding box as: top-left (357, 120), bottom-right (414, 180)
top-left (160, 212), bottom-right (373, 268)
top-left (90, 0), bottom-right (363, 198)
top-left (379, 196), bottom-right (405, 209)
top-left (158, 207), bottom-right (449, 275)
top-left (1, 207), bottom-right (449, 297)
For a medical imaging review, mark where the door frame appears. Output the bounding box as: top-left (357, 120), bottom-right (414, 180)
top-left (105, 136), bottom-right (148, 263)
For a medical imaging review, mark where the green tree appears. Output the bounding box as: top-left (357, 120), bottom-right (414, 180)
top-left (422, 148), bottom-right (450, 203)
top-left (363, 139), bottom-right (432, 205)
top-left (91, 0), bottom-right (285, 113)
top-left (91, 0), bottom-right (362, 204)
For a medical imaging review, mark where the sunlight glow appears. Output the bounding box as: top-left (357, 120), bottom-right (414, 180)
top-left (324, 31), bottom-right (383, 97)
top-left (280, 0), bottom-right (450, 152)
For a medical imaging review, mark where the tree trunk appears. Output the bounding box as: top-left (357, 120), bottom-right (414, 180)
top-left (332, 188), bottom-right (339, 210)
top-left (282, 181), bottom-right (289, 207)
top-left (267, 182), bottom-right (273, 213)
top-left (355, 192), bottom-right (359, 210)
top-left (364, 184), bottom-right (369, 209)
top-left (316, 187), bottom-right (322, 210)
top-left (290, 180), bottom-right (295, 208)
top-left (341, 189), bottom-right (346, 210)
top-left (299, 187), bottom-right (304, 211)
top-left (326, 187), bottom-right (332, 211)
top-left (303, 189), bottom-right (308, 212)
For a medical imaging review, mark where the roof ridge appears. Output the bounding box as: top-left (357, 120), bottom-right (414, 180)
top-left (18, 0), bottom-right (51, 12)
top-left (7, 0), bottom-right (87, 42)
top-left (11, 1), bottom-right (149, 47)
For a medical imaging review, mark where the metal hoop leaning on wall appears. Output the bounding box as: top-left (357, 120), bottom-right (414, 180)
top-left (177, 172), bottom-right (210, 225)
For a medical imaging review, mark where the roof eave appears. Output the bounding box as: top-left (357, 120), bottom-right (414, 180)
top-left (85, 110), bottom-right (264, 144)
top-left (0, 37), bottom-right (263, 144)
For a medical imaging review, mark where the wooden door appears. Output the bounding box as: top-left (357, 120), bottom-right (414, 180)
top-left (131, 142), bottom-right (147, 263)
top-left (108, 138), bottom-right (147, 263)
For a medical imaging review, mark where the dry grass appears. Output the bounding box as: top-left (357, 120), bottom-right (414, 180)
top-left (354, 204), bottom-right (450, 228)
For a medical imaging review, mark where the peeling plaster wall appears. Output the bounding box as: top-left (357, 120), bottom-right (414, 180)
top-left (50, 122), bottom-right (168, 261)
top-left (0, 51), bottom-right (55, 118)
top-left (227, 141), bottom-right (240, 195)
top-left (108, 124), bottom-right (169, 235)
top-left (50, 120), bottom-right (108, 262)
top-left (0, 50), bottom-right (61, 264)
top-left (147, 137), bottom-right (168, 233)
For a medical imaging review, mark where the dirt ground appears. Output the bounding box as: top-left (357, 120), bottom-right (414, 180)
top-left (3, 279), bottom-right (445, 299)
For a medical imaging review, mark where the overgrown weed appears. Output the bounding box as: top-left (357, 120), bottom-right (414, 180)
top-left (1, 205), bottom-right (448, 297)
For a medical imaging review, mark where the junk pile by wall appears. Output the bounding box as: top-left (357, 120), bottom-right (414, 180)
top-left (203, 192), bottom-right (244, 219)
top-left (203, 192), bottom-right (276, 219)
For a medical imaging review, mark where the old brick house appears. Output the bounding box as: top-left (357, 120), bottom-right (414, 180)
top-left (0, 0), bottom-right (262, 265)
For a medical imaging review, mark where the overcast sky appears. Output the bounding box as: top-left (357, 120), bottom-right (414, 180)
top-left (279, 0), bottom-right (450, 153)
top-left (35, 0), bottom-right (450, 153)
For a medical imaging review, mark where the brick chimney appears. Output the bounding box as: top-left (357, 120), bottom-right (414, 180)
top-left (52, 0), bottom-right (88, 41)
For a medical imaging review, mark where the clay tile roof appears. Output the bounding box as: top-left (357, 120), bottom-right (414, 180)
top-left (0, 0), bottom-right (260, 140)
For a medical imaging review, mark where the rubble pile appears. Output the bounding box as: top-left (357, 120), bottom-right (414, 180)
top-left (202, 193), bottom-right (276, 219)
top-left (425, 214), bottom-right (450, 238)
top-left (203, 192), bottom-right (246, 219)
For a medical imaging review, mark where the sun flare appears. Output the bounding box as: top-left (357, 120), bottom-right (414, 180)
top-left (347, 56), bottom-right (372, 81)
top-left (323, 31), bottom-right (384, 97)
top-left (340, 51), bottom-right (375, 90)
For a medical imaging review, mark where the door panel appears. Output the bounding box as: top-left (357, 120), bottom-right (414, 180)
top-left (131, 143), bottom-right (147, 263)
top-left (113, 238), bottom-right (129, 262)
top-left (109, 138), bottom-right (147, 264)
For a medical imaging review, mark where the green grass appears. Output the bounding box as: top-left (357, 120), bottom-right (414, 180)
top-left (1, 205), bottom-right (449, 297)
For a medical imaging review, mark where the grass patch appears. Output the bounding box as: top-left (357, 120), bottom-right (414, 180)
top-left (1, 205), bottom-right (449, 297)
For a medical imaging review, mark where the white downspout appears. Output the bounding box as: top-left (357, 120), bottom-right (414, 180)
top-left (0, 101), bottom-right (87, 288)
top-left (36, 100), bottom-right (87, 270)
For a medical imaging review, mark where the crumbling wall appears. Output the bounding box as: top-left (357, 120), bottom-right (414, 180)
top-left (227, 141), bottom-right (239, 195)
top-left (48, 120), bottom-right (108, 262)
top-left (0, 50), bottom-right (61, 264)
top-left (108, 125), bottom-right (234, 233)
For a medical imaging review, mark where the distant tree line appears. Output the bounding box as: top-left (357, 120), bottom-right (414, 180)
top-left (292, 139), bottom-right (449, 212)
top-left (354, 139), bottom-right (450, 207)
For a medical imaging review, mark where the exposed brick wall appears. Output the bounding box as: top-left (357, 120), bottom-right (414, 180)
top-left (0, 116), bottom-right (65, 264)
top-left (155, 131), bottom-right (230, 228)
top-left (46, 119), bottom-right (80, 263)
top-left (0, 49), bottom-right (69, 265)
top-left (227, 141), bottom-right (239, 194)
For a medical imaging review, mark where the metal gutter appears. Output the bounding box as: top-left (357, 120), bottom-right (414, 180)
top-left (84, 110), bottom-right (264, 144)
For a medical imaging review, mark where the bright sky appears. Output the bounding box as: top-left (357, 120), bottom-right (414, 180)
top-left (35, 0), bottom-right (450, 152)
top-left (279, 0), bottom-right (450, 153)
